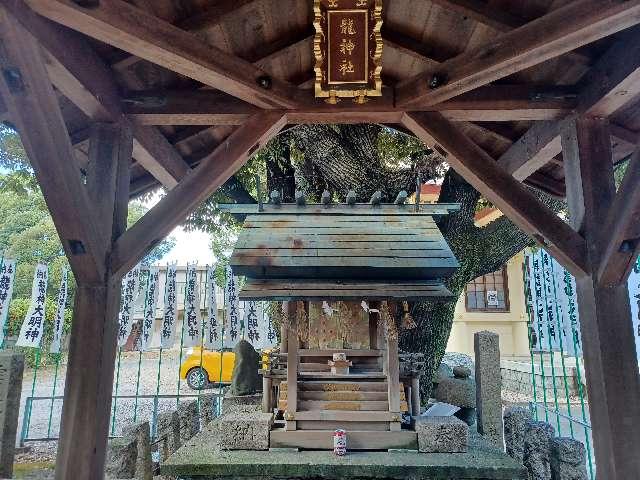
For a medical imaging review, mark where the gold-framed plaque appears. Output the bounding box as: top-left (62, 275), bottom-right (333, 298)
top-left (313, 0), bottom-right (383, 104)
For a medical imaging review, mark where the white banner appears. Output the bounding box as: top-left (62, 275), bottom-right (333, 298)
top-left (224, 266), bottom-right (241, 347)
top-left (16, 264), bottom-right (48, 348)
top-left (204, 266), bottom-right (222, 350)
top-left (0, 259), bottom-right (16, 348)
top-left (182, 264), bottom-right (201, 348)
top-left (629, 259), bottom-right (640, 361)
top-left (266, 305), bottom-right (278, 346)
top-left (160, 264), bottom-right (178, 349)
top-left (118, 266), bottom-right (141, 347)
top-left (244, 300), bottom-right (261, 344)
top-left (137, 266), bottom-right (160, 352)
top-left (49, 269), bottom-right (68, 354)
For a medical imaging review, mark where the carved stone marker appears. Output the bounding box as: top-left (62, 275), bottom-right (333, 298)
top-left (218, 412), bottom-right (273, 450)
top-left (416, 415), bottom-right (469, 453)
top-left (504, 405), bottom-right (533, 462)
top-left (0, 351), bottom-right (24, 478)
top-left (474, 331), bottom-right (504, 449)
top-left (550, 437), bottom-right (588, 480)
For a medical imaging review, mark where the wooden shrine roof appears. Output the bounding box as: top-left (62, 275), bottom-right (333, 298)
top-left (3, 0), bottom-right (640, 202)
top-left (222, 203), bottom-right (460, 282)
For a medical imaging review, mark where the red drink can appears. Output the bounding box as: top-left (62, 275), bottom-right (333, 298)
top-left (333, 429), bottom-right (347, 456)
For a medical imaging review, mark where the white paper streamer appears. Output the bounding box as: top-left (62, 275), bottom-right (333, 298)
top-left (628, 259), bottom-right (640, 361)
top-left (182, 264), bottom-right (202, 348)
top-left (204, 266), bottom-right (222, 350)
top-left (0, 259), bottom-right (16, 348)
top-left (118, 266), bottom-right (141, 347)
top-left (49, 269), bottom-right (68, 354)
top-left (160, 264), bottom-right (178, 349)
top-left (16, 264), bottom-right (48, 348)
top-left (137, 266), bottom-right (160, 351)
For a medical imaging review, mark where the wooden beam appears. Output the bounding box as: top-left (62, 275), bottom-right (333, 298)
top-left (111, 112), bottom-right (287, 277)
top-left (177, 0), bottom-right (257, 33)
top-left (396, 0), bottom-right (640, 108)
top-left (497, 28), bottom-right (640, 181)
top-left (429, 0), bottom-right (522, 32)
top-left (125, 85), bottom-right (578, 125)
top-left (1, 0), bottom-right (192, 188)
top-left (0, 7), bottom-right (105, 284)
top-left (401, 112), bottom-right (588, 277)
top-left (26, 0), bottom-right (300, 109)
top-left (597, 147), bottom-right (640, 285)
top-left (561, 116), bottom-right (640, 480)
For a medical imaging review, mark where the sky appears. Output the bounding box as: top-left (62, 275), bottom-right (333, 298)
top-left (143, 192), bottom-right (215, 266)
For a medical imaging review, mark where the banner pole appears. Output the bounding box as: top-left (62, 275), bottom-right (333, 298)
top-left (25, 347), bottom-right (41, 440)
top-left (46, 353), bottom-right (60, 439)
top-left (176, 264), bottom-right (189, 408)
top-left (111, 347), bottom-right (122, 436)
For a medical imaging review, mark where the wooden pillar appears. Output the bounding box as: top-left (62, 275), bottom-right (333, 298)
top-left (385, 324), bottom-right (401, 431)
top-left (262, 376), bottom-right (273, 413)
top-left (561, 117), bottom-right (640, 479)
top-left (280, 305), bottom-right (288, 354)
top-left (285, 301), bottom-right (298, 431)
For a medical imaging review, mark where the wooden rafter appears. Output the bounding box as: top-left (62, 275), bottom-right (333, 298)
top-left (25, 0), bottom-right (301, 109)
top-left (1, 0), bottom-right (192, 188)
top-left (395, 0), bottom-right (640, 108)
top-left (497, 27), bottom-right (640, 181)
top-left (401, 112), bottom-right (588, 277)
top-left (111, 112), bottom-right (288, 277)
top-left (429, 0), bottom-right (522, 32)
top-left (596, 147), bottom-right (640, 285)
top-left (0, 8), bottom-right (105, 284)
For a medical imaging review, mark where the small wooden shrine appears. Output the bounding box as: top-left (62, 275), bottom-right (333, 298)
top-left (219, 192), bottom-right (460, 449)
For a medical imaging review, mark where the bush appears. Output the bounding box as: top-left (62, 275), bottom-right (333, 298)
top-left (6, 297), bottom-right (72, 368)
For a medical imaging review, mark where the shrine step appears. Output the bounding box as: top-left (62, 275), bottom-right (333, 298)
top-left (298, 400), bottom-right (390, 411)
top-left (269, 429), bottom-right (418, 450)
top-left (292, 381), bottom-right (388, 392)
top-left (299, 390), bottom-right (388, 401)
top-left (298, 372), bottom-right (387, 380)
top-left (289, 411), bottom-right (400, 422)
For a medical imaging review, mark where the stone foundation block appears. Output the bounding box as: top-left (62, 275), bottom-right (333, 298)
top-left (221, 393), bottom-right (262, 415)
top-left (218, 412), bottom-right (273, 450)
top-left (504, 406), bottom-right (533, 462)
top-left (105, 436), bottom-right (137, 479)
top-left (416, 416), bottom-right (469, 453)
top-left (524, 421), bottom-right (555, 480)
top-left (156, 410), bottom-right (181, 460)
top-left (550, 437), bottom-right (587, 480)
top-left (200, 393), bottom-right (219, 425)
top-left (177, 399), bottom-right (200, 443)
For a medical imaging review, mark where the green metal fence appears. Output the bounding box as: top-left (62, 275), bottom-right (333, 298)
top-left (523, 250), bottom-right (595, 478)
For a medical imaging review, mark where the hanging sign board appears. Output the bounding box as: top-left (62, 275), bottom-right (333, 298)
top-left (0, 259), bottom-right (16, 348)
top-left (49, 269), bottom-right (68, 354)
top-left (313, 0), bottom-right (383, 104)
top-left (16, 264), bottom-right (48, 348)
top-left (161, 264), bottom-right (178, 349)
top-left (486, 290), bottom-right (499, 307)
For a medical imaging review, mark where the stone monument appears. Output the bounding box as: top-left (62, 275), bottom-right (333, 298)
top-left (0, 351), bottom-right (24, 478)
top-left (474, 331), bottom-right (504, 449)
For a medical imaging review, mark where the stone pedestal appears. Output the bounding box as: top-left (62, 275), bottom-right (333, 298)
top-left (222, 393), bottom-right (262, 415)
top-left (550, 437), bottom-right (588, 480)
top-left (474, 331), bottom-right (503, 449)
top-left (504, 406), bottom-right (533, 462)
top-left (218, 412), bottom-right (273, 450)
top-left (415, 416), bottom-right (469, 453)
top-left (0, 351), bottom-right (23, 478)
top-left (523, 421), bottom-right (555, 480)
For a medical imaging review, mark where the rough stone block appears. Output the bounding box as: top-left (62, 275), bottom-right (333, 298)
top-left (200, 393), bottom-right (219, 425)
top-left (434, 376), bottom-right (476, 408)
top-left (474, 331), bottom-right (504, 449)
top-left (218, 412), bottom-right (273, 450)
top-left (221, 393), bottom-right (262, 415)
top-left (156, 410), bottom-right (181, 460)
top-left (504, 406), bottom-right (533, 462)
top-left (122, 421), bottom-right (152, 480)
top-left (415, 416), bottom-right (469, 453)
top-left (105, 436), bottom-right (137, 479)
top-left (550, 437), bottom-right (587, 480)
top-left (523, 421), bottom-right (555, 480)
top-left (177, 399), bottom-right (200, 443)
top-left (0, 352), bottom-right (23, 479)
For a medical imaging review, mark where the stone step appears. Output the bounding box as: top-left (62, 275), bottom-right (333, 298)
top-left (270, 429), bottom-right (418, 450)
top-left (298, 400), bottom-right (391, 411)
top-left (298, 390), bottom-right (389, 401)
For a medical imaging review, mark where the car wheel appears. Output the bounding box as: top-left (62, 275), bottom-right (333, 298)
top-left (186, 367), bottom-right (209, 390)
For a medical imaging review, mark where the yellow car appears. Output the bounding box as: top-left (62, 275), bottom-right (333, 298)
top-left (179, 347), bottom-right (274, 390)
top-left (179, 347), bottom-right (235, 390)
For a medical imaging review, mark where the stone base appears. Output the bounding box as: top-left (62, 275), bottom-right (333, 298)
top-left (416, 416), bottom-right (469, 453)
top-left (218, 412), bottom-right (273, 450)
top-left (162, 431), bottom-right (527, 479)
top-left (221, 393), bottom-right (262, 415)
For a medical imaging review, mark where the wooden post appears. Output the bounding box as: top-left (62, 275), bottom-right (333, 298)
top-left (562, 117), bottom-right (640, 480)
top-left (262, 376), bottom-right (273, 413)
top-left (285, 301), bottom-right (298, 431)
top-left (280, 306), bottom-right (288, 354)
top-left (385, 321), bottom-right (401, 431)
top-left (410, 376), bottom-right (421, 416)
